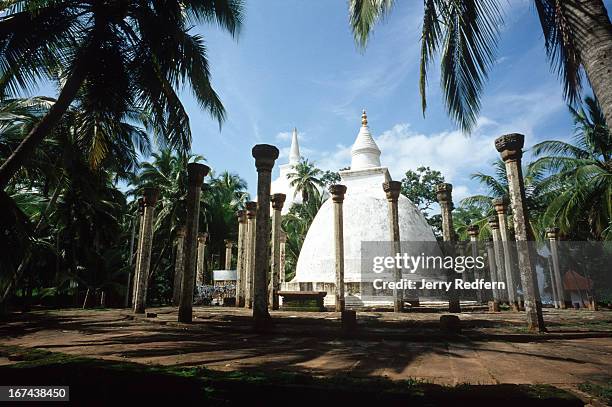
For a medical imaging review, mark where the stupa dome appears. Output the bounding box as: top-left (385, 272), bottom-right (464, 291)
top-left (289, 111), bottom-right (441, 306)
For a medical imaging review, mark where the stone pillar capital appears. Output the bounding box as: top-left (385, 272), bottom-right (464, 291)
top-left (245, 201), bottom-right (257, 218)
top-left (467, 224), bottom-right (480, 238)
top-left (143, 187), bottom-right (160, 207)
top-left (492, 196), bottom-right (508, 214)
top-left (187, 162), bottom-right (210, 186)
top-left (495, 133), bottom-right (524, 162)
top-left (176, 225), bottom-right (187, 238)
top-left (236, 209), bottom-right (247, 223)
top-left (546, 227), bottom-right (560, 239)
top-left (329, 184), bottom-right (347, 203)
top-left (382, 180), bottom-right (402, 201)
top-left (487, 215), bottom-right (499, 229)
top-left (252, 144), bottom-right (279, 172)
top-left (436, 183), bottom-right (453, 204)
top-left (271, 193), bottom-right (286, 210)
top-left (224, 239), bottom-right (233, 249)
top-left (486, 237), bottom-right (494, 247)
top-left (198, 232), bottom-right (208, 243)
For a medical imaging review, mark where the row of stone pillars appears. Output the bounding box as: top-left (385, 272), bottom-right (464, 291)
top-left (130, 163), bottom-right (211, 323)
top-left (435, 133), bottom-right (547, 332)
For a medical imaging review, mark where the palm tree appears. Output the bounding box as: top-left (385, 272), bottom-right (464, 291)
top-left (461, 159), bottom-right (554, 239)
top-left (127, 149), bottom-right (207, 300)
top-left (0, 0), bottom-right (243, 188)
top-left (204, 171), bottom-right (249, 269)
top-left (348, 0), bottom-right (612, 132)
top-left (288, 159), bottom-right (324, 204)
top-left (1, 97), bottom-right (148, 305)
top-left (530, 96), bottom-right (612, 240)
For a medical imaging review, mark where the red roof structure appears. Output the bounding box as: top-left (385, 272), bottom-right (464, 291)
top-left (562, 270), bottom-right (593, 291)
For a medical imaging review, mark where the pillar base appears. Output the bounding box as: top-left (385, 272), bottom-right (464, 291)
top-left (488, 301), bottom-right (500, 312)
top-left (253, 313), bottom-right (273, 333)
top-left (448, 300), bottom-right (461, 313)
top-left (341, 310), bottom-right (357, 333)
top-left (178, 306), bottom-right (193, 323)
top-left (510, 301), bottom-right (520, 312)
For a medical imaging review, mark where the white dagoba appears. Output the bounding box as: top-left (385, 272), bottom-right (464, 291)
top-left (286, 111), bottom-right (443, 306)
top-left (271, 128), bottom-right (303, 214)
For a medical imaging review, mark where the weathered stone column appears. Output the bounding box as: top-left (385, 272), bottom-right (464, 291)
top-left (383, 181), bottom-right (403, 313)
top-left (196, 232), bottom-right (207, 286)
top-left (546, 227), bottom-right (567, 309)
top-left (492, 197), bottom-right (519, 309)
top-left (252, 144), bottom-right (279, 330)
top-left (279, 231), bottom-right (287, 284)
top-left (467, 225), bottom-right (484, 303)
top-left (236, 210), bottom-right (247, 307)
top-left (495, 133), bottom-right (545, 332)
top-left (224, 239), bottom-right (233, 270)
top-left (133, 187), bottom-right (159, 314)
top-left (330, 184), bottom-right (347, 312)
top-left (488, 216), bottom-right (511, 305)
top-left (485, 238), bottom-right (501, 305)
top-left (172, 226), bottom-right (187, 306)
top-left (131, 198), bottom-right (145, 306)
top-left (270, 193), bottom-right (286, 310)
top-left (244, 201), bottom-right (257, 308)
top-left (178, 163), bottom-right (209, 323)
top-left (436, 183), bottom-right (461, 313)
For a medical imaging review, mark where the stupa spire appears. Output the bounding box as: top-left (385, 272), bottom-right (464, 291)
top-left (289, 127), bottom-right (301, 165)
top-left (351, 109), bottom-right (381, 170)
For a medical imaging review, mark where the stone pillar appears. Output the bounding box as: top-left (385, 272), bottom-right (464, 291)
top-left (178, 163), bottom-right (209, 323)
top-left (488, 216), bottom-right (511, 305)
top-left (467, 225), bottom-right (484, 303)
top-left (495, 133), bottom-right (545, 332)
top-left (133, 188), bottom-right (159, 314)
top-left (244, 201), bottom-right (257, 308)
top-left (279, 231), bottom-right (287, 284)
top-left (252, 144), bottom-right (279, 330)
top-left (270, 193), bottom-right (286, 310)
top-left (236, 210), bottom-right (247, 307)
top-left (172, 226), bottom-right (187, 306)
top-left (546, 227), bottom-right (567, 309)
top-left (436, 183), bottom-right (461, 313)
top-left (224, 239), bottom-right (233, 270)
top-left (492, 197), bottom-right (519, 309)
top-left (329, 184), bottom-right (347, 312)
top-left (196, 233), bottom-right (208, 286)
top-left (131, 198), bottom-right (145, 306)
top-left (485, 238), bottom-right (501, 304)
top-left (383, 181), bottom-right (403, 313)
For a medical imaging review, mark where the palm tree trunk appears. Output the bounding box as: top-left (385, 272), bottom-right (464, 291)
top-left (569, 0), bottom-right (612, 126)
top-left (0, 63), bottom-right (86, 189)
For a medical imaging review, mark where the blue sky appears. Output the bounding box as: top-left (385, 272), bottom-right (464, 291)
top-left (29, 0), bottom-right (611, 205)
top-left (181, 0), bottom-right (611, 204)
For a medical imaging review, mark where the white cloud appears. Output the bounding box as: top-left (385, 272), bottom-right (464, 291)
top-left (276, 131), bottom-right (292, 141)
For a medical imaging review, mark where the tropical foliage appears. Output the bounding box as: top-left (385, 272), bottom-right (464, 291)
top-left (348, 0), bottom-right (612, 132)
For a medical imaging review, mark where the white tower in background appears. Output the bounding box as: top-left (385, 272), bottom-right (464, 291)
top-left (271, 127), bottom-right (303, 214)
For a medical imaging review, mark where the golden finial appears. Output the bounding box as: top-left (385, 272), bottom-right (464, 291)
top-left (361, 109), bottom-right (368, 126)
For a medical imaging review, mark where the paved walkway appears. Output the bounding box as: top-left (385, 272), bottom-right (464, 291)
top-left (1, 307), bottom-right (611, 387)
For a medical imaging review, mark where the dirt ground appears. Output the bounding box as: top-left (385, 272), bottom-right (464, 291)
top-left (1, 307), bottom-right (610, 393)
